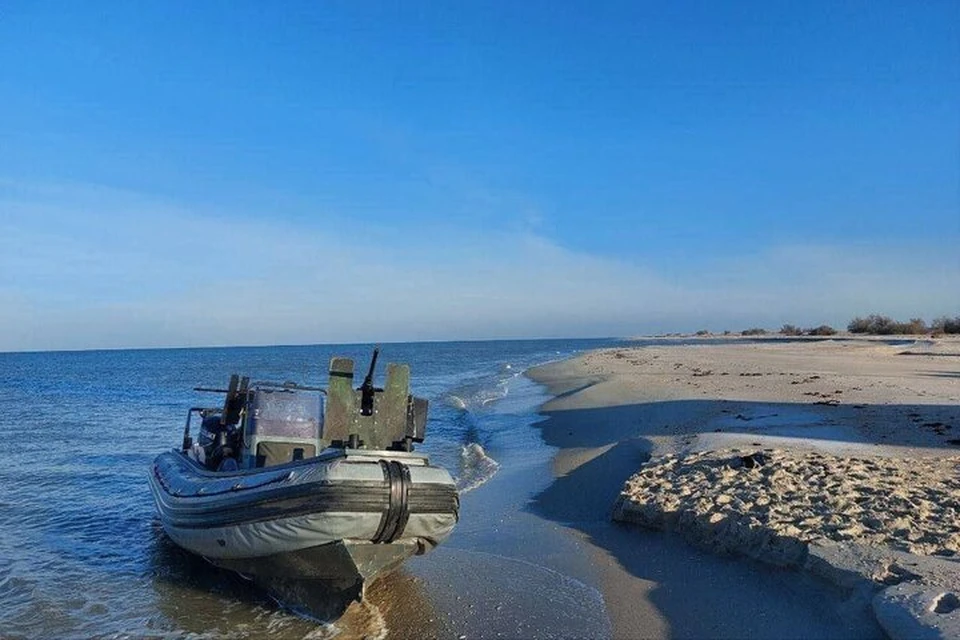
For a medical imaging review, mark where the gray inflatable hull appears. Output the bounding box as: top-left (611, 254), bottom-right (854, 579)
top-left (149, 448), bottom-right (458, 596)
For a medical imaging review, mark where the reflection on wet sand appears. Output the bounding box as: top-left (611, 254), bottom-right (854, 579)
top-left (403, 546), bottom-right (612, 640)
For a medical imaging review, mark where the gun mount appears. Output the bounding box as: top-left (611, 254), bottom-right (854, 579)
top-left (325, 349), bottom-right (427, 452)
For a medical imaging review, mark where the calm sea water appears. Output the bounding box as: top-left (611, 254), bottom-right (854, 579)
top-left (0, 338), bottom-right (626, 639)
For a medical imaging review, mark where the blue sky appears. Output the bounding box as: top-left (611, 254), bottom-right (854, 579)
top-left (1, 1), bottom-right (958, 350)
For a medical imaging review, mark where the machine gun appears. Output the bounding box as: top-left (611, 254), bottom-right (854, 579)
top-left (359, 347), bottom-right (380, 417)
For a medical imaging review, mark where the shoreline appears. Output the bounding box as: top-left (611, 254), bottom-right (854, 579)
top-left (526, 337), bottom-right (960, 639)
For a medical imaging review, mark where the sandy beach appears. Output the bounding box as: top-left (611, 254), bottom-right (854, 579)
top-left (528, 337), bottom-right (960, 639)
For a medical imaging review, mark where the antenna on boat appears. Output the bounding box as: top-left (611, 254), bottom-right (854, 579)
top-left (359, 346), bottom-right (380, 416)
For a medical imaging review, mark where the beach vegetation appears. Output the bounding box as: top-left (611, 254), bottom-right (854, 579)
top-left (695, 329), bottom-right (711, 336)
top-left (932, 316), bottom-right (960, 334)
top-left (806, 325), bottom-right (837, 336)
top-left (848, 315), bottom-right (889, 334)
top-left (904, 318), bottom-right (928, 334)
top-left (740, 316), bottom-right (956, 338)
top-left (848, 314), bottom-right (937, 335)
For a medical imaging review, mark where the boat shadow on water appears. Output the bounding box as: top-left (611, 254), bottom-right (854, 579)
top-left (147, 514), bottom-right (441, 639)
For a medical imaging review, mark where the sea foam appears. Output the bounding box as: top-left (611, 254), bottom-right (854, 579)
top-left (455, 443), bottom-right (501, 493)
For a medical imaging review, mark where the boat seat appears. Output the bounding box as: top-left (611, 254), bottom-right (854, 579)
top-left (255, 441), bottom-right (315, 467)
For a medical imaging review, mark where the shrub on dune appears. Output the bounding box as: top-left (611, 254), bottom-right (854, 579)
top-left (779, 324), bottom-right (803, 336)
top-left (806, 325), bottom-right (837, 336)
top-left (932, 316), bottom-right (960, 335)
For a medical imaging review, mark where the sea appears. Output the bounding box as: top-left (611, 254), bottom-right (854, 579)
top-left (0, 338), bottom-right (628, 639)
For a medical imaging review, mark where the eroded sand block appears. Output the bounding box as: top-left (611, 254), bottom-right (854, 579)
top-left (614, 449), bottom-right (960, 561)
top-left (614, 449), bottom-right (960, 639)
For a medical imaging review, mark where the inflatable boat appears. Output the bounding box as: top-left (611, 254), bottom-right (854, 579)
top-left (149, 350), bottom-right (459, 601)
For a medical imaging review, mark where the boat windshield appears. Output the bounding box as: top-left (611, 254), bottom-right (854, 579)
top-left (247, 388), bottom-right (324, 439)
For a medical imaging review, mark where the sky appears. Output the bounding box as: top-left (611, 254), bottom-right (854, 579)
top-left (1, 1), bottom-right (958, 351)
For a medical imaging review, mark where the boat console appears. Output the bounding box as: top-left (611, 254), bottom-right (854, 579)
top-left (183, 349), bottom-right (429, 471)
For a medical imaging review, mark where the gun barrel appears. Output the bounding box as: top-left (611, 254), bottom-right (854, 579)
top-left (363, 347), bottom-right (380, 387)
top-left (359, 347), bottom-right (380, 416)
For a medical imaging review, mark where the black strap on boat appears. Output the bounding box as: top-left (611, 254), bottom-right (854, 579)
top-left (373, 460), bottom-right (410, 543)
top-left (393, 462), bottom-right (412, 539)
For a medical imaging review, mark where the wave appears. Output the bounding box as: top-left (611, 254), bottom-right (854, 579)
top-left (444, 394), bottom-right (468, 410)
top-left (455, 443), bottom-right (500, 494)
top-left (442, 364), bottom-right (518, 412)
top-left (443, 385), bottom-right (508, 411)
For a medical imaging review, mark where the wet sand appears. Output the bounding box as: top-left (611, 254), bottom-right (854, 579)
top-left (527, 337), bottom-right (960, 639)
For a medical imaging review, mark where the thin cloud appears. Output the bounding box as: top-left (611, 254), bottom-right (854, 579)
top-left (0, 182), bottom-right (956, 351)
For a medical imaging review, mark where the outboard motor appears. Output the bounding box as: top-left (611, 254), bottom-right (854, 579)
top-left (198, 415), bottom-right (227, 469)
